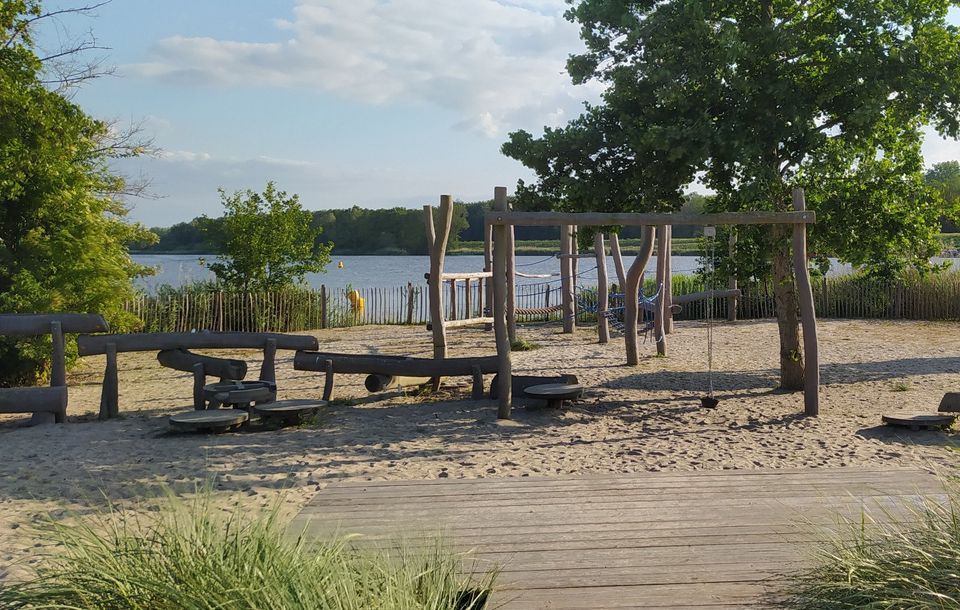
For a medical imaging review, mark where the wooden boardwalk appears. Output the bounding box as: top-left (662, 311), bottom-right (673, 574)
top-left (292, 467), bottom-right (944, 609)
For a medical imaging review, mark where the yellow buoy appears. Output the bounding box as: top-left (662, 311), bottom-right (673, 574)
top-left (337, 261), bottom-right (344, 269)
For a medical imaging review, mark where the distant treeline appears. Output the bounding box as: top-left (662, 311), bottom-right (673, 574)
top-left (131, 195), bottom-right (711, 255)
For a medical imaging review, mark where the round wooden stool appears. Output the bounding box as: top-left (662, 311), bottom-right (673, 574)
top-left (254, 399), bottom-right (328, 425)
top-left (203, 380), bottom-right (276, 410)
top-left (881, 411), bottom-right (956, 431)
top-left (523, 383), bottom-right (584, 409)
top-left (170, 409), bottom-right (249, 433)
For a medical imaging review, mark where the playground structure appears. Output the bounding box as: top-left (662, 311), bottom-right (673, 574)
top-left (485, 186), bottom-right (821, 420)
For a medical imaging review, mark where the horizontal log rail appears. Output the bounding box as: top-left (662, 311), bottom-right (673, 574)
top-left (294, 351), bottom-right (499, 377)
top-left (485, 211), bottom-right (815, 227)
top-left (423, 271), bottom-right (493, 281)
top-left (78, 331), bottom-right (317, 356)
top-left (0, 313), bottom-right (108, 336)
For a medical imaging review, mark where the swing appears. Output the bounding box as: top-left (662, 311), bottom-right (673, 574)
top-left (701, 226), bottom-right (720, 409)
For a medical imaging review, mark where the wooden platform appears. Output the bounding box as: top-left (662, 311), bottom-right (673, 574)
top-left (292, 467), bottom-right (944, 609)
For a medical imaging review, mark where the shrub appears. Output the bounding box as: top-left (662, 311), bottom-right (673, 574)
top-left (0, 492), bottom-right (495, 610)
top-left (782, 486), bottom-right (960, 609)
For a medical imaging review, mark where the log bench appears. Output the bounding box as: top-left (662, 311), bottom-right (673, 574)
top-left (0, 313), bottom-right (109, 424)
top-left (77, 331), bottom-right (318, 419)
top-left (293, 351), bottom-right (499, 401)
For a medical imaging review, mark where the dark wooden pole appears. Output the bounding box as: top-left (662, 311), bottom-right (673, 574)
top-left (493, 187), bottom-right (512, 418)
top-left (727, 228), bottom-right (739, 322)
top-left (595, 233), bottom-right (609, 344)
top-left (654, 225), bottom-right (667, 356)
top-left (792, 188), bottom-right (820, 416)
top-left (625, 228), bottom-right (656, 365)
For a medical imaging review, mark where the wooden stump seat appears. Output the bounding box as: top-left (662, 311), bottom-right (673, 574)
top-left (255, 399), bottom-right (328, 425)
top-left (523, 383), bottom-right (584, 409)
top-left (293, 351), bottom-right (498, 401)
top-left (0, 313), bottom-right (109, 424)
top-left (882, 411), bottom-right (956, 431)
top-left (77, 331), bottom-right (318, 419)
top-left (169, 409), bottom-right (249, 433)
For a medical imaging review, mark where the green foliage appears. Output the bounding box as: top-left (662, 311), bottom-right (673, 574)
top-left (510, 337), bottom-right (541, 351)
top-left (0, 490), bottom-right (495, 610)
top-left (204, 182), bottom-right (332, 290)
top-left (504, 0), bottom-right (960, 278)
top-left (0, 0), bottom-right (156, 385)
top-left (782, 485), bottom-right (960, 609)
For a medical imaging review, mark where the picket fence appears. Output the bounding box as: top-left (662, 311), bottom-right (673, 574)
top-left (123, 273), bottom-right (960, 334)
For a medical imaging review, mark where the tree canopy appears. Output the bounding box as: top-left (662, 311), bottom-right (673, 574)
top-left (503, 0), bottom-right (960, 389)
top-left (0, 0), bottom-right (155, 385)
top-left (203, 182), bottom-right (332, 291)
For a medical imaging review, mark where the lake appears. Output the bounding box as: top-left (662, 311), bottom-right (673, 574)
top-left (132, 253), bottom-right (935, 293)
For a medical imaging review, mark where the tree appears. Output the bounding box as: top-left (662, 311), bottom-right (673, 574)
top-left (926, 161), bottom-right (960, 232)
top-left (504, 0), bottom-right (960, 389)
top-left (0, 0), bottom-right (155, 385)
top-left (204, 182), bottom-right (332, 290)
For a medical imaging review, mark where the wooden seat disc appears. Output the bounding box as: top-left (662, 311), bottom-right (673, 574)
top-left (881, 411), bottom-right (955, 430)
top-left (255, 399), bottom-right (328, 417)
top-left (170, 409), bottom-right (249, 432)
top-left (524, 384), bottom-right (584, 400)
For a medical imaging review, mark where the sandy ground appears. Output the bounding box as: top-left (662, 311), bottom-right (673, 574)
top-left (1, 319), bottom-right (958, 579)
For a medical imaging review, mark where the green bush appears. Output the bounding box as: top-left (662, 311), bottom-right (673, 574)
top-left (782, 485), bottom-right (960, 609)
top-left (0, 492), bottom-right (495, 610)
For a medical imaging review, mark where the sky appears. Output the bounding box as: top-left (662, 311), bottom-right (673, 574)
top-left (36, 1), bottom-right (960, 227)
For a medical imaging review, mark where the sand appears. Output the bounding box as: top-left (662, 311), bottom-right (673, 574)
top-left (1, 319), bottom-right (958, 579)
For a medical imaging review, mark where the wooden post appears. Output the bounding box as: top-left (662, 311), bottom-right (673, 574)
top-left (322, 359), bottom-right (335, 402)
top-left (664, 225), bottom-right (674, 334)
top-left (192, 362), bottom-right (206, 409)
top-left (99, 342), bottom-right (119, 419)
top-left (493, 187), bottom-right (513, 418)
top-left (594, 233), bottom-right (610, 344)
top-left (792, 188), bottom-right (820, 416)
top-left (654, 225), bottom-right (667, 356)
top-left (320, 285), bottom-right (328, 329)
top-left (625, 228), bottom-right (656, 365)
top-left (727, 228), bottom-right (739, 322)
top-left (425, 197), bottom-right (454, 375)
top-left (406, 282), bottom-right (415, 325)
top-left (217, 291), bottom-right (225, 331)
top-left (561, 225), bottom-right (575, 333)
top-left (506, 205), bottom-right (517, 344)
top-left (259, 338), bottom-right (277, 382)
top-left (609, 232), bottom-right (627, 290)
top-left (544, 285), bottom-right (551, 321)
top-left (483, 220), bottom-right (493, 329)
top-left (449, 279), bottom-right (458, 321)
top-left (465, 278), bottom-right (473, 319)
top-left (49, 321), bottom-right (65, 388)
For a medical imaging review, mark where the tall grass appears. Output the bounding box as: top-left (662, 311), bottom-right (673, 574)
top-left (0, 493), bottom-right (495, 610)
top-left (782, 486), bottom-right (960, 609)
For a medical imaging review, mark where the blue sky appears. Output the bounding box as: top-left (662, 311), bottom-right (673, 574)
top-left (36, 1), bottom-right (960, 227)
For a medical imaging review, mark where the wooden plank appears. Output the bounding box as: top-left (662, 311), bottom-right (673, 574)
top-left (493, 187), bottom-right (513, 418)
top-left (792, 188), bottom-right (819, 416)
top-left (78, 331), bottom-right (317, 355)
top-left (295, 468), bottom-right (942, 609)
top-left (486, 210), bottom-right (816, 227)
top-left (294, 351), bottom-right (499, 376)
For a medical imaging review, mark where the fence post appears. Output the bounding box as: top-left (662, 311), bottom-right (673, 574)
top-left (406, 282), bottom-right (415, 325)
top-left (320, 285), bottom-right (328, 329)
top-left (544, 284), bottom-right (551, 322)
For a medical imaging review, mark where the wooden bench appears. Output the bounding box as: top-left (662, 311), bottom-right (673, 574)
top-left (0, 314), bottom-right (109, 424)
top-left (77, 332), bottom-right (318, 419)
top-left (293, 351), bottom-right (499, 401)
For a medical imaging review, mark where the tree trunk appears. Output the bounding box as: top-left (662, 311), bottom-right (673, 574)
top-left (771, 225), bottom-right (804, 390)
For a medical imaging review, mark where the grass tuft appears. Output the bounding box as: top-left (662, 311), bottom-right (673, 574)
top-left (891, 381), bottom-right (911, 392)
top-left (782, 483), bottom-right (960, 610)
top-left (510, 337), bottom-right (541, 352)
top-left (0, 491), bottom-right (495, 610)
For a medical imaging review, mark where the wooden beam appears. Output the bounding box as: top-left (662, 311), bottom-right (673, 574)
top-left (506, 206), bottom-right (517, 344)
top-left (493, 187), bottom-right (513, 418)
top-left (78, 332), bottom-right (317, 355)
top-left (595, 233), bottom-right (609, 344)
top-left (625, 227), bottom-right (656, 365)
top-left (426, 317), bottom-right (494, 330)
top-left (0, 313), bottom-right (108, 336)
top-left (792, 189), bottom-right (820, 417)
top-left (483, 219), bottom-right (493, 329)
top-left (561, 225), bottom-right (575, 334)
top-left (0, 386), bottom-right (67, 415)
top-left (486, 210), bottom-right (816, 227)
top-left (609, 233), bottom-right (627, 289)
top-left (294, 351), bottom-right (499, 377)
top-left (728, 228), bottom-right (739, 322)
top-left (425, 197), bottom-right (454, 372)
top-left (654, 226), bottom-right (667, 356)
top-left (664, 225), bottom-right (674, 334)
top-left (157, 349), bottom-right (247, 380)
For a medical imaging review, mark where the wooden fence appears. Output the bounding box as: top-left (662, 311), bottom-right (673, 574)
top-left (124, 273), bottom-right (960, 333)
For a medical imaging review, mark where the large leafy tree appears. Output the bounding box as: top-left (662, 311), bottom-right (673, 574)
top-left (0, 0), bottom-right (155, 385)
top-left (204, 182), bottom-right (332, 290)
top-left (504, 0), bottom-right (960, 389)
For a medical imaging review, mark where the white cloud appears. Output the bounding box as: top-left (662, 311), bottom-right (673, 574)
top-left (126, 0), bottom-right (595, 137)
top-left (922, 126), bottom-right (960, 167)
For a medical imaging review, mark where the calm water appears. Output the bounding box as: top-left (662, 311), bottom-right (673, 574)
top-left (132, 253), bottom-right (938, 293)
top-left (132, 253), bottom-right (704, 293)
